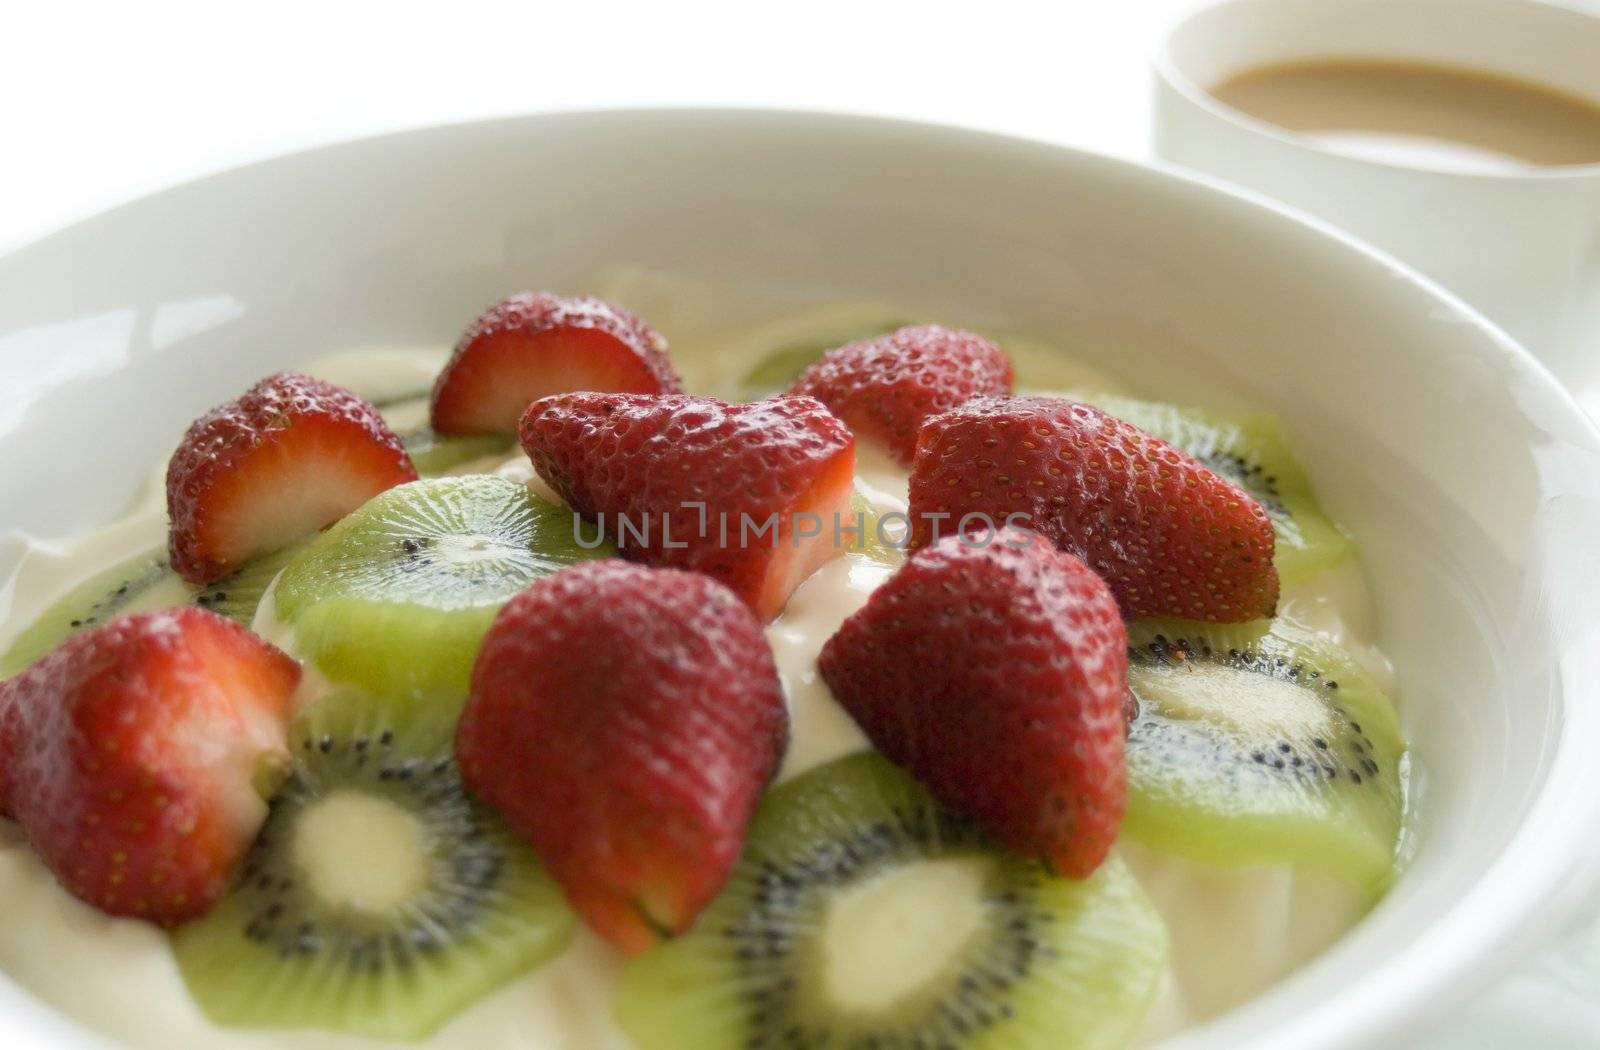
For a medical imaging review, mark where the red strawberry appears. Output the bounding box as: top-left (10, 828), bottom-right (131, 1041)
top-left (431, 292), bottom-right (683, 436)
top-left (520, 393), bottom-right (855, 620)
top-left (788, 324), bottom-right (1013, 465)
top-left (818, 528), bottom-right (1126, 876)
top-left (908, 396), bottom-right (1278, 622)
top-left (166, 372), bottom-right (418, 585)
top-left (455, 561), bottom-right (788, 953)
top-left (0, 608), bottom-right (299, 924)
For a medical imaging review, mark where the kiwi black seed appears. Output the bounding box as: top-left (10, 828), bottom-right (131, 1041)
top-left (1058, 391), bottom-right (1354, 579)
top-left (192, 542), bottom-right (305, 624)
top-left (1121, 618), bottom-right (1405, 890)
top-left (616, 752), bottom-right (1166, 1050)
top-left (171, 690), bottom-right (572, 1039)
top-left (3, 382), bottom-right (478, 676)
top-left (1, 544), bottom-right (298, 678)
top-left (272, 474), bottom-right (617, 705)
top-left (0, 549), bottom-right (173, 677)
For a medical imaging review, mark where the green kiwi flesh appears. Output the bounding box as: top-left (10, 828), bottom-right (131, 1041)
top-left (1122, 618), bottom-right (1404, 891)
top-left (0, 544), bottom-right (298, 678)
top-left (0, 549), bottom-right (177, 677)
top-left (171, 689), bottom-right (572, 1039)
top-left (616, 752), bottom-right (1167, 1050)
top-left (195, 543), bottom-right (306, 624)
top-left (378, 395), bottom-right (510, 476)
top-left (1062, 391), bottom-right (1353, 579)
top-left (736, 319), bottom-right (910, 400)
top-left (846, 491), bottom-right (904, 568)
top-left (1, 383), bottom-right (501, 678)
top-left (272, 475), bottom-right (616, 707)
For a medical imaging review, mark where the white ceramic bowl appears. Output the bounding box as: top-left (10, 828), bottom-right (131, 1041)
top-left (1, 110), bottom-right (1598, 1050)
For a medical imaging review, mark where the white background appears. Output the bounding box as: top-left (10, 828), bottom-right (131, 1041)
top-left (0, 0), bottom-right (1192, 253)
top-left (3, 0), bottom-right (1599, 1046)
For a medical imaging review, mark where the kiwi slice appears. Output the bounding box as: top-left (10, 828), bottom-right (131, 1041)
top-left (846, 491), bottom-right (904, 568)
top-left (273, 475), bottom-right (616, 706)
top-left (1, 384), bottom-right (487, 680)
top-left (736, 319), bottom-right (910, 400)
top-left (0, 549), bottom-right (178, 676)
top-left (616, 752), bottom-right (1167, 1050)
top-left (172, 689), bottom-right (572, 1039)
top-left (0, 544), bottom-right (298, 678)
top-left (1122, 618), bottom-right (1405, 891)
top-left (1061, 391), bottom-right (1353, 579)
top-left (378, 394), bottom-right (510, 476)
top-left (194, 542), bottom-right (306, 624)
top-left (739, 344), bottom-right (833, 399)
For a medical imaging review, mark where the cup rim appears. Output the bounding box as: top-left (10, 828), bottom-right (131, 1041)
top-left (1152, 0), bottom-right (1600, 182)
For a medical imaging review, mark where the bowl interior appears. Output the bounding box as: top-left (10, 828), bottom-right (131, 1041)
top-left (1, 110), bottom-right (1598, 1050)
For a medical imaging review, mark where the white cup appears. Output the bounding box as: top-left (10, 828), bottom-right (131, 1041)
top-left (1153, 0), bottom-right (1600, 409)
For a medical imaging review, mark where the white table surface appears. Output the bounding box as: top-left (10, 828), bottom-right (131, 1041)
top-left (2, 0), bottom-right (1597, 1045)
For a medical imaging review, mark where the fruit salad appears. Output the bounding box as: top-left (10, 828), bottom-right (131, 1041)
top-left (0, 278), bottom-right (1407, 1049)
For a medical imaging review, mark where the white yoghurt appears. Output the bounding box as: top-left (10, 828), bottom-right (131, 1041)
top-left (0, 294), bottom-right (1389, 1049)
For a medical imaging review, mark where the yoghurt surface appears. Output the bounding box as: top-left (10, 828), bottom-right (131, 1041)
top-left (0, 285), bottom-right (1390, 1049)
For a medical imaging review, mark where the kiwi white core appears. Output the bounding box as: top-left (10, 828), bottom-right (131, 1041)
top-left (819, 856), bottom-right (990, 1013)
top-left (292, 791), bottom-right (431, 915)
top-left (0, 314), bottom-right (1394, 1050)
top-left (1131, 663), bottom-right (1332, 737)
top-left (432, 534), bottom-right (520, 566)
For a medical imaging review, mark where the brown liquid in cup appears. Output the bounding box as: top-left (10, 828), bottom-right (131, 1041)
top-left (1210, 59), bottom-right (1600, 170)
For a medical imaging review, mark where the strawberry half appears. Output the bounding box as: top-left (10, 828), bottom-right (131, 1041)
top-left (166, 372), bottom-right (418, 585)
top-left (455, 561), bottom-right (788, 953)
top-left (818, 528), bottom-right (1126, 877)
top-left (908, 396), bottom-right (1278, 622)
top-left (520, 393), bottom-right (856, 620)
top-left (788, 324), bottom-right (1013, 465)
top-left (0, 608), bottom-right (299, 924)
top-left (430, 292), bottom-right (683, 436)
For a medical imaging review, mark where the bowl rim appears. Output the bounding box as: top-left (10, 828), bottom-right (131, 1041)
top-left (2, 105), bottom-right (1600, 1049)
